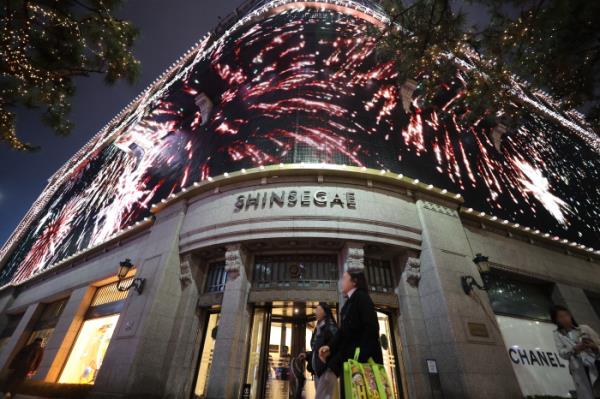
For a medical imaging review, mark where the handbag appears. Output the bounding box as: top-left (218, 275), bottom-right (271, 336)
top-left (343, 348), bottom-right (394, 399)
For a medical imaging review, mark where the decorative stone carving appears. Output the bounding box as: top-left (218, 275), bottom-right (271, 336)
top-left (404, 257), bottom-right (421, 288)
top-left (421, 200), bottom-right (459, 217)
top-left (224, 244), bottom-right (245, 279)
top-left (179, 254), bottom-right (194, 290)
top-left (343, 242), bottom-right (364, 272)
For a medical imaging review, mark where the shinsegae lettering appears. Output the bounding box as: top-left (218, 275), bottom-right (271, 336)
top-left (234, 190), bottom-right (357, 211)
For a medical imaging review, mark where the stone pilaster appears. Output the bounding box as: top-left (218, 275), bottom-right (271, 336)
top-left (553, 283), bottom-right (600, 332)
top-left (395, 255), bottom-right (433, 399)
top-left (206, 244), bottom-right (252, 399)
top-left (162, 253), bottom-right (204, 398)
top-left (415, 199), bottom-right (520, 398)
top-left (90, 201), bottom-right (190, 398)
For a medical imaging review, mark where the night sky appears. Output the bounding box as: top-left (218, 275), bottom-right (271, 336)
top-left (0, 0), bottom-right (240, 245)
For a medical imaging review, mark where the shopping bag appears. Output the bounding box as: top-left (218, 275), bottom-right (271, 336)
top-left (370, 358), bottom-right (394, 399)
top-left (343, 348), bottom-right (394, 399)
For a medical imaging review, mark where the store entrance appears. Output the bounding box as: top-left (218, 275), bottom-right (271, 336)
top-left (243, 301), bottom-right (333, 399)
top-left (265, 301), bottom-right (328, 399)
top-left (243, 301), bottom-right (404, 399)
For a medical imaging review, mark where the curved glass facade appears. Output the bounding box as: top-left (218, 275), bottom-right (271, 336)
top-left (1, 1), bottom-right (599, 286)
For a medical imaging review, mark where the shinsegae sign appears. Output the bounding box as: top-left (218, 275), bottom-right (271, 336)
top-left (234, 190), bottom-right (357, 211)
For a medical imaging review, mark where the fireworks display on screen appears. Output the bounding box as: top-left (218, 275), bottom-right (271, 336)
top-left (1, 3), bottom-right (599, 286)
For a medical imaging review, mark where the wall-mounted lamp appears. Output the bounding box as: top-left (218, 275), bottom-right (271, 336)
top-left (461, 253), bottom-right (491, 295)
top-left (117, 259), bottom-right (145, 295)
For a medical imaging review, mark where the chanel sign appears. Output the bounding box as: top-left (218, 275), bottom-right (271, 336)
top-left (234, 190), bottom-right (357, 211)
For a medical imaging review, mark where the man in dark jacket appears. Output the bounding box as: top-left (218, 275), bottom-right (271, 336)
top-left (320, 271), bottom-right (383, 396)
top-left (2, 338), bottom-right (44, 398)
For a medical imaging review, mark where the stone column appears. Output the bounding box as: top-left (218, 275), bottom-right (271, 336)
top-left (395, 255), bottom-right (434, 399)
top-left (206, 244), bottom-right (252, 399)
top-left (32, 285), bottom-right (95, 382)
top-left (0, 301), bottom-right (44, 372)
top-left (415, 199), bottom-right (520, 398)
top-left (90, 201), bottom-right (190, 399)
top-left (553, 283), bottom-right (600, 332)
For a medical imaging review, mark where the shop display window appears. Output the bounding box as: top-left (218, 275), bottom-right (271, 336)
top-left (58, 314), bottom-right (119, 384)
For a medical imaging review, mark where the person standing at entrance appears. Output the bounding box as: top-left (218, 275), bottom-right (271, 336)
top-left (1, 338), bottom-right (44, 399)
top-left (301, 302), bottom-right (338, 399)
top-left (551, 305), bottom-right (600, 399)
top-left (318, 271), bottom-right (383, 397)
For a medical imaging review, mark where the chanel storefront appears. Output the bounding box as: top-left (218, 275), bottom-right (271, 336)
top-left (1, 1), bottom-right (600, 398)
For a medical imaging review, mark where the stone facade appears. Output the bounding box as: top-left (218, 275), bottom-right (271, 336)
top-left (0, 170), bottom-right (598, 399)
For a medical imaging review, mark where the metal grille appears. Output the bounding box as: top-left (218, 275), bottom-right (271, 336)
top-left (253, 254), bottom-right (338, 289)
top-left (205, 261), bottom-right (227, 293)
top-left (91, 278), bottom-right (132, 307)
top-left (364, 258), bottom-right (395, 293)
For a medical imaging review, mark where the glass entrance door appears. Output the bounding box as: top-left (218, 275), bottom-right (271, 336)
top-left (265, 302), bottom-right (323, 399)
top-left (245, 301), bottom-right (335, 399)
top-left (244, 303), bottom-right (405, 399)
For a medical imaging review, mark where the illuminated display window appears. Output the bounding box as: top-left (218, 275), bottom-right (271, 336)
top-left (26, 298), bottom-right (68, 347)
top-left (194, 312), bottom-right (220, 398)
top-left (58, 280), bottom-right (130, 384)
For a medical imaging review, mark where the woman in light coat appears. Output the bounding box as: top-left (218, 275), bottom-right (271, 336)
top-left (552, 305), bottom-right (600, 399)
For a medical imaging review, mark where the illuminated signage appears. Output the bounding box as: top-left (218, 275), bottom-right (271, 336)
top-left (234, 190), bottom-right (356, 211)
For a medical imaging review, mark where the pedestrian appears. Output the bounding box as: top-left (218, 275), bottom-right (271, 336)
top-left (301, 302), bottom-right (338, 399)
top-left (319, 271), bottom-right (383, 398)
top-left (551, 305), bottom-right (600, 399)
top-left (2, 337), bottom-right (44, 398)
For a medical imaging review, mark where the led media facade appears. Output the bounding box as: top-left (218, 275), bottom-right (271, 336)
top-left (1, 1), bottom-right (599, 286)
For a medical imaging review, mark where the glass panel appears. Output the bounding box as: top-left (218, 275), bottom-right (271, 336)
top-left (27, 328), bottom-right (55, 347)
top-left (377, 312), bottom-right (401, 399)
top-left (265, 322), bottom-right (292, 398)
top-left (304, 324), bottom-right (316, 399)
top-left (486, 270), bottom-right (553, 321)
top-left (59, 314), bottom-right (119, 384)
top-left (365, 258), bottom-right (394, 293)
top-left (586, 291), bottom-right (600, 319)
top-left (0, 313), bottom-right (23, 351)
top-left (34, 299), bottom-right (68, 329)
top-left (194, 313), bottom-right (220, 398)
top-left (205, 262), bottom-right (227, 293)
top-left (246, 308), bottom-right (266, 399)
